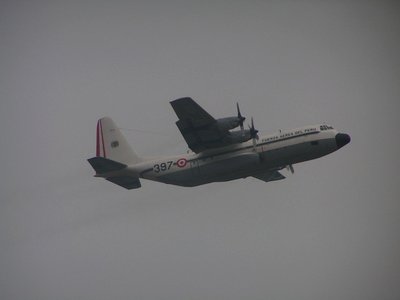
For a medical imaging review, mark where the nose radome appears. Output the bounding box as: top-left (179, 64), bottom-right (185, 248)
top-left (335, 133), bottom-right (351, 148)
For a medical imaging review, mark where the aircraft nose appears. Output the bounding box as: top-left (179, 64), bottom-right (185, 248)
top-left (335, 133), bottom-right (351, 148)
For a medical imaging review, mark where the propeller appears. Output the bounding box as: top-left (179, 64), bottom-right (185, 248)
top-left (248, 117), bottom-right (259, 150)
top-left (286, 164), bottom-right (294, 174)
top-left (236, 102), bottom-right (246, 135)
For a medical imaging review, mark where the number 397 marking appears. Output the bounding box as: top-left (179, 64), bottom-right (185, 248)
top-left (153, 161), bottom-right (173, 173)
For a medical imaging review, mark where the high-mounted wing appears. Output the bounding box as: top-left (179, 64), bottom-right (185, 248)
top-left (170, 97), bottom-right (232, 153)
top-left (171, 97), bottom-right (215, 126)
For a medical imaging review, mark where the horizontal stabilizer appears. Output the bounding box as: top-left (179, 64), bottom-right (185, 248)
top-left (106, 176), bottom-right (141, 189)
top-left (253, 171), bottom-right (286, 183)
top-left (88, 157), bottom-right (127, 174)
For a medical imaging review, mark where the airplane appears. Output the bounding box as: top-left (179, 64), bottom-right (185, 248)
top-left (88, 97), bottom-right (350, 189)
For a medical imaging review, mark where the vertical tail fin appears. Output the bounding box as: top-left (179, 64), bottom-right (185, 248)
top-left (96, 117), bottom-right (142, 165)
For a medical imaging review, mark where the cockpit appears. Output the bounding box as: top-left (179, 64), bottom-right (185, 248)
top-left (320, 124), bottom-right (334, 131)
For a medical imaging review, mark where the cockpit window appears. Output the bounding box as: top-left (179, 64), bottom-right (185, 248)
top-left (320, 125), bottom-right (333, 131)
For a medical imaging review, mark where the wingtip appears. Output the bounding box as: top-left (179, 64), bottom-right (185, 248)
top-left (170, 97), bottom-right (193, 104)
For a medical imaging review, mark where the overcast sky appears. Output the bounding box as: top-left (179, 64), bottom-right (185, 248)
top-left (1, 1), bottom-right (399, 299)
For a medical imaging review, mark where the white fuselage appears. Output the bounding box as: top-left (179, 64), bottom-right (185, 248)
top-left (121, 124), bottom-right (343, 187)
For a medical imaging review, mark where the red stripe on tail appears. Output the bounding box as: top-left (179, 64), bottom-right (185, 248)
top-left (96, 120), bottom-right (101, 156)
top-left (100, 119), bottom-right (107, 158)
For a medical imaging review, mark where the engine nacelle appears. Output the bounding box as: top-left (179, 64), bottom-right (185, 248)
top-left (216, 117), bottom-right (242, 131)
top-left (228, 130), bottom-right (252, 144)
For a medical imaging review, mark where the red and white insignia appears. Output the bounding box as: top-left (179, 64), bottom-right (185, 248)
top-left (176, 158), bottom-right (187, 168)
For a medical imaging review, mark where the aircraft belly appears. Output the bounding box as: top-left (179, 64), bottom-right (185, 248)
top-left (199, 152), bottom-right (259, 175)
top-left (157, 152), bottom-right (261, 186)
top-left (157, 168), bottom-right (201, 187)
top-left (150, 139), bottom-right (337, 187)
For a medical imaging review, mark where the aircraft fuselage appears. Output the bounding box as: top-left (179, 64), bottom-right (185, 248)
top-left (122, 124), bottom-right (349, 187)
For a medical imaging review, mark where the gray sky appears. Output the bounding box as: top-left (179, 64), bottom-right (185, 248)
top-left (1, 1), bottom-right (399, 299)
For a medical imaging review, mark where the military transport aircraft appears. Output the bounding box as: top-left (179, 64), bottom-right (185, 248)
top-left (88, 97), bottom-right (350, 189)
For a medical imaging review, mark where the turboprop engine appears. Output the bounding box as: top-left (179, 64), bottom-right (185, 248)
top-left (216, 103), bottom-right (246, 131)
top-left (216, 102), bottom-right (260, 149)
top-left (228, 130), bottom-right (252, 143)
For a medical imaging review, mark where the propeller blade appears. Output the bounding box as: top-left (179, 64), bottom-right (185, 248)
top-left (236, 102), bottom-right (245, 134)
top-left (250, 117), bottom-right (259, 139)
top-left (249, 117), bottom-right (259, 151)
top-left (236, 102), bottom-right (242, 117)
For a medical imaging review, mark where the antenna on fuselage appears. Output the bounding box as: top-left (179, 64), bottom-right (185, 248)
top-left (286, 164), bottom-right (294, 174)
